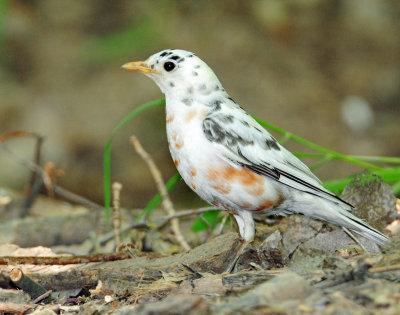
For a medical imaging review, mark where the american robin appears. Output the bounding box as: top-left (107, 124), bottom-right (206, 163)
top-left (122, 49), bottom-right (389, 246)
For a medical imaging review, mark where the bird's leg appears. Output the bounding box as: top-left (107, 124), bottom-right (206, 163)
top-left (224, 211), bottom-right (255, 272)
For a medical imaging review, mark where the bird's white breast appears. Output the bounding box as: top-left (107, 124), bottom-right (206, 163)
top-left (165, 97), bottom-right (283, 214)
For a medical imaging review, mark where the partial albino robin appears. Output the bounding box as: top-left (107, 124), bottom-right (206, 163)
top-left (122, 49), bottom-right (390, 246)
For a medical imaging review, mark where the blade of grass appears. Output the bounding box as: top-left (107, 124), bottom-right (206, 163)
top-left (392, 181), bottom-right (400, 195)
top-left (255, 118), bottom-right (382, 171)
top-left (323, 166), bottom-right (400, 194)
top-left (136, 172), bottom-right (181, 223)
top-left (103, 98), bottom-right (165, 223)
top-left (295, 152), bottom-right (400, 164)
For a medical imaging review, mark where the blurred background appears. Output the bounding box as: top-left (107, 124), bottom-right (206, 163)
top-left (1, 0), bottom-right (399, 210)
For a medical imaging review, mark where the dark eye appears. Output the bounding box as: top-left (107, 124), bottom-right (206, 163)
top-left (163, 62), bottom-right (176, 72)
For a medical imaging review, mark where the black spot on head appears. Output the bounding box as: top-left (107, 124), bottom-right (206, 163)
top-left (266, 138), bottom-right (280, 150)
top-left (192, 71), bottom-right (198, 76)
top-left (177, 58), bottom-right (185, 63)
top-left (181, 98), bottom-right (193, 106)
top-left (188, 54), bottom-right (194, 58)
top-left (194, 65), bottom-right (200, 69)
top-left (253, 126), bottom-right (262, 132)
top-left (156, 60), bottom-right (159, 64)
top-left (169, 82), bottom-right (175, 87)
top-left (242, 120), bottom-right (249, 127)
top-left (170, 55), bottom-right (180, 60)
top-left (150, 64), bottom-right (154, 69)
top-left (160, 51), bottom-right (168, 57)
top-left (215, 85), bottom-right (220, 91)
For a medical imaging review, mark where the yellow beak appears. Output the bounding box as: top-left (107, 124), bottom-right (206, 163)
top-left (121, 61), bottom-right (161, 74)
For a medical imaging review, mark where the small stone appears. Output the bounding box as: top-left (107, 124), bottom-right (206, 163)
top-left (217, 271), bottom-right (312, 313)
top-left (341, 171), bottom-right (397, 231)
top-left (257, 230), bottom-right (285, 268)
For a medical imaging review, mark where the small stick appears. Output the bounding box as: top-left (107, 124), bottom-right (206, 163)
top-left (98, 206), bottom-right (218, 246)
top-left (0, 302), bottom-right (34, 314)
top-left (342, 227), bottom-right (368, 253)
top-left (10, 268), bottom-right (50, 301)
top-left (1, 252), bottom-right (132, 265)
top-left (0, 142), bottom-right (104, 211)
top-left (369, 264), bottom-right (400, 273)
top-left (32, 290), bottom-right (52, 304)
top-left (112, 182), bottom-right (123, 246)
top-left (130, 136), bottom-right (191, 251)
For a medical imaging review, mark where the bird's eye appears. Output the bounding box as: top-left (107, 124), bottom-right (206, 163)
top-left (163, 62), bottom-right (176, 72)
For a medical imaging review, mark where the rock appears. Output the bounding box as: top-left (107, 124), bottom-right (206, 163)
top-left (216, 271), bottom-right (312, 313)
top-left (281, 215), bottom-right (325, 258)
top-left (257, 230), bottom-right (286, 269)
top-left (0, 288), bottom-right (31, 304)
top-left (341, 171), bottom-right (397, 231)
top-left (121, 294), bottom-right (209, 315)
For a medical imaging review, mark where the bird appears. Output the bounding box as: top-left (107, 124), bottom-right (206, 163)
top-left (122, 49), bottom-right (390, 248)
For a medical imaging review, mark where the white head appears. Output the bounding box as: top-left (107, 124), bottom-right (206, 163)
top-left (122, 49), bottom-right (224, 97)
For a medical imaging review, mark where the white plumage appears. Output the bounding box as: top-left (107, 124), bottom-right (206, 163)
top-left (122, 49), bottom-right (390, 246)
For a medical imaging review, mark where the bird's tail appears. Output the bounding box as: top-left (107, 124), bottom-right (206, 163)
top-left (293, 193), bottom-right (390, 246)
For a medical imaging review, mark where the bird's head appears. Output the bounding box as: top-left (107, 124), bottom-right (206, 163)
top-left (122, 49), bottom-right (222, 96)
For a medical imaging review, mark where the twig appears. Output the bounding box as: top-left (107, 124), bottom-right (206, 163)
top-left (26, 133), bottom-right (45, 212)
top-left (0, 142), bottom-right (104, 211)
top-left (369, 264), bottom-right (400, 273)
top-left (99, 206), bottom-right (217, 246)
top-left (212, 213), bottom-right (229, 237)
top-left (32, 290), bottom-right (52, 304)
top-left (0, 252), bottom-right (133, 265)
top-left (112, 182), bottom-right (123, 246)
top-left (0, 302), bottom-right (34, 314)
top-left (130, 135), bottom-right (191, 251)
top-left (342, 227), bottom-right (368, 252)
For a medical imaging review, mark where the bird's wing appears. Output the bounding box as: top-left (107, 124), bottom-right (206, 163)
top-left (202, 109), bottom-right (352, 209)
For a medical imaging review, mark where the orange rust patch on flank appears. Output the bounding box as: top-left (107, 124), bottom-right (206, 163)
top-left (185, 109), bottom-right (197, 123)
top-left (191, 167), bottom-right (197, 177)
top-left (172, 133), bottom-right (178, 141)
top-left (212, 184), bottom-right (232, 194)
top-left (246, 184), bottom-right (265, 196)
top-left (192, 183), bottom-right (197, 190)
top-left (223, 207), bottom-right (238, 215)
top-left (175, 138), bottom-right (184, 149)
top-left (174, 159), bottom-right (180, 167)
top-left (166, 114), bottom-right (174, 123)
top-left (241, 203), bottom-right (252, 209)
top-left (207, 165), bottom-right (264, 187)
top-left (253, 194), bottom-right (284, 212)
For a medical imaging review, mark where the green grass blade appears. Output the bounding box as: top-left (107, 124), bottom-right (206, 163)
top-left (136, 172), bottom-right (181, 223)
top-left (323, 166), bottom-right (400, 194)
top-left (103, 98), bottom-right (166, 223)
top-left (255, 118), bottom-right (382, 171)
top-left (295, 152), bottom-right (400, 165)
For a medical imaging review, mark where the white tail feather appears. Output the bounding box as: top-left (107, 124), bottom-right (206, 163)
top-left (292, 193), bottom-right (390, 246)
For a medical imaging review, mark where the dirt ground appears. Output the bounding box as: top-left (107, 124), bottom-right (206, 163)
top-left (0, 173), bottom-right (399, 314)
